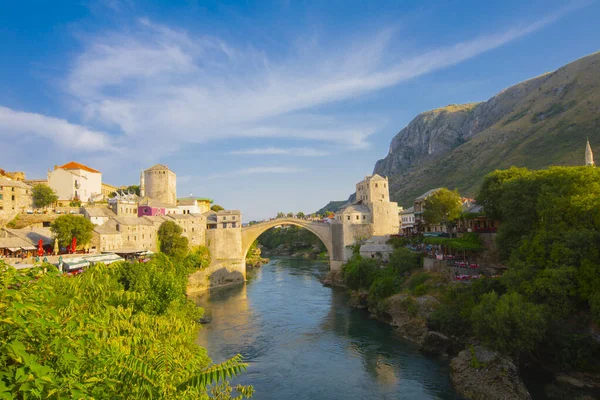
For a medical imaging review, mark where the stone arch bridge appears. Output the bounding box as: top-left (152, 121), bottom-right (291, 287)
top-left (187, 217), bottom-right (346, 294)
top-left (242, 218), bottom-right (344, 271)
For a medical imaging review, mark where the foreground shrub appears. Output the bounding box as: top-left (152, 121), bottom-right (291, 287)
top-left (0, 259), bottom-right (252, 399)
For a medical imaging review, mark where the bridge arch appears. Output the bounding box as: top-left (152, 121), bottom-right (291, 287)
top-left (241, 218), bottom-right (339, 269)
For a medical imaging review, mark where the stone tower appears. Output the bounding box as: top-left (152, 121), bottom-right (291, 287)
top-left (139, 169), bottom-right (145, 197)
top-left (355, 174), bottom-right (390, 204)
top-left (585, 139), bottom-right (595, 166)
top-left (143, 164), bottom-right (177, 205)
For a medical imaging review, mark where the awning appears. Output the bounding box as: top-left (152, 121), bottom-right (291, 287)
top-left (7, 248), bottom-right (20, 252)
top-left (83, 253), bottom-right (124, 265)
top-left (21, 246), bottom-right (37, 250)
top-left (62, 258), bottom-right (90, 271)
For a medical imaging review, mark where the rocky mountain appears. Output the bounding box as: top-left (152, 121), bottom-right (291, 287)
top-left (371, 51), bottom-right (600, 207)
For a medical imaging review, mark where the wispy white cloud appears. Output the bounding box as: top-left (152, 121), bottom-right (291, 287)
top-left (229, 147), bottom-right (330, 157)
top-left (0, 106), bottom-right (115, 152)
top-left (0, 4), bottom-right (579, 158)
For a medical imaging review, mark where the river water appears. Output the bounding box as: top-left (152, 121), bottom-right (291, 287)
top-left (193, 257), bottom-right (463, 400)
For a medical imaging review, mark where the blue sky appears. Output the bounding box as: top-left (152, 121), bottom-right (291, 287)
top-left (1, 0), bottom-right (599, 221)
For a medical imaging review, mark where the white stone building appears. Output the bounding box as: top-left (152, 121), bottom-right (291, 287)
top-left (48, 162), bottom-right (102, 204)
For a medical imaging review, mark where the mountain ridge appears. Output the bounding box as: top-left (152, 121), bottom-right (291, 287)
top-left (320, 51), bottom-right (600, 213)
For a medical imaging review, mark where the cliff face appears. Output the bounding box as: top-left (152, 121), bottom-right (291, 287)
top-left (373, 52), bottom-right (600, 206)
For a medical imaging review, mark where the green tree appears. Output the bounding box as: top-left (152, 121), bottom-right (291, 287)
top-left (296, 212), bottom-right (306, 219)
top-left (31, 184), bottom-right (58, 209)
top-left (211, 204), bottom-right (224, 212)
top-left (286, 212), bottom-right (294, 217)
top-left (471, 291), bottom-right (546, 356)
top-left (476, 167), bottom-right (532, 220)
top-left (158, 221), bottom-right (189, 258)
top-left (423, 188), bottom-right (462, 225)
top-left (342, 256), bottom-right (379, 290)
top-left (276, 212), bottom-right (285, 218)
top-left (50, 215), bottom-right (95, 248)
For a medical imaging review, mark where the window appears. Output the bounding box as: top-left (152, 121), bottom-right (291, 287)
top-left (192, 227), bottom-right (195, 232)
top-left (11, 195), bottom-right (15, 201)
top-left (11, 187), bottom-right (15, 192)
top-left (0, 194), bottom-right (3, 200)
top-left (222, 223), bottom-right (227, 228)
top-left (346, 215), bottom-right (350, 221)
top-left (232, 222), bottom-right (237, 228)
top-left (375, 183), bottom-right (378, 188)
top-left (356, 215), bottom-right (359, 220)
top-left (363, 215), bottom-right (366, 220)
top-left (142, 234), bottom-right (145, 239)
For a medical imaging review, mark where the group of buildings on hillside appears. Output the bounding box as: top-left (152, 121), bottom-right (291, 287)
top-left (0, 162), bottom-right (241, 260)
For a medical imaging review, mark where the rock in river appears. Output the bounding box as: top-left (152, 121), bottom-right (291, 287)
top-left (420, 331), bottom-right (453, 356)
top-left (450, 346), bottom-right (531, 400)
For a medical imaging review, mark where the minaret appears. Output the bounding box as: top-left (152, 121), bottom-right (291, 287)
top-left (585, 139), bottom-right (595, 166)
top-left (140, 169), bottom-right (146, 197)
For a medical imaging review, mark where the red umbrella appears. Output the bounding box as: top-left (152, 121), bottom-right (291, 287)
top-left (37, 239), bottom-right (44, 257)
top-left (71, 237), bottom-right (77, 254)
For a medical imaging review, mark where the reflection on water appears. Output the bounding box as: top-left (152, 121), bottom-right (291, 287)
top-left (192, 257), bottom-right (462, 400)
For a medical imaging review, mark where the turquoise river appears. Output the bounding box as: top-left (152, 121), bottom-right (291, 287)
top-left (193, 257), bottom-right (463, 400)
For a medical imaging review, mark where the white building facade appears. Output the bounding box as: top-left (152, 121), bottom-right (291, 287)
top-left (48, 162), bottom-right (102, 204)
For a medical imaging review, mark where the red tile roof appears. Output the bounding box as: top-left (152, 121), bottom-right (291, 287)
top-left (59, 162), bottom-right (100, 174)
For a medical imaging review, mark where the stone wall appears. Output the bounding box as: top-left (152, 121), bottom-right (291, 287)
top-left (170, 215), bottom-right (206, 247)
top-left (206, 227), bottom-right (243, 262)
top-left (341, 222), bottom-right (374, 260)
top-left (370, 201), bottom-right (400, 236)
top-left (187, 259), bottom-right (246, 293)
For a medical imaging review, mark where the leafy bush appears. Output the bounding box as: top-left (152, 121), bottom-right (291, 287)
top-left (368, 276), bottom-right (397, 305)
top-left (388, 248), bottom-right (422, 276)
top-left (407, 271), bottom-right (430, 291)
top-left (342, 256), bottom-right (379, 290)
top-left (184, 246), bottom-right (212, 272)
top-left (413, 284), bottom-right (427, 296)
top-left (471, 291), bottom-right (546, 355)
top-left (0, 256), bottom-right (251, 399)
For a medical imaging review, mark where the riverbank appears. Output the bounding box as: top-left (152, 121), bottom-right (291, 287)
top-left (321, 269), bottom-right (600, 400)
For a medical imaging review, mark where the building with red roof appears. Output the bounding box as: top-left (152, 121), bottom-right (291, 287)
top-left (48, 161), bottom-right (103, 205)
